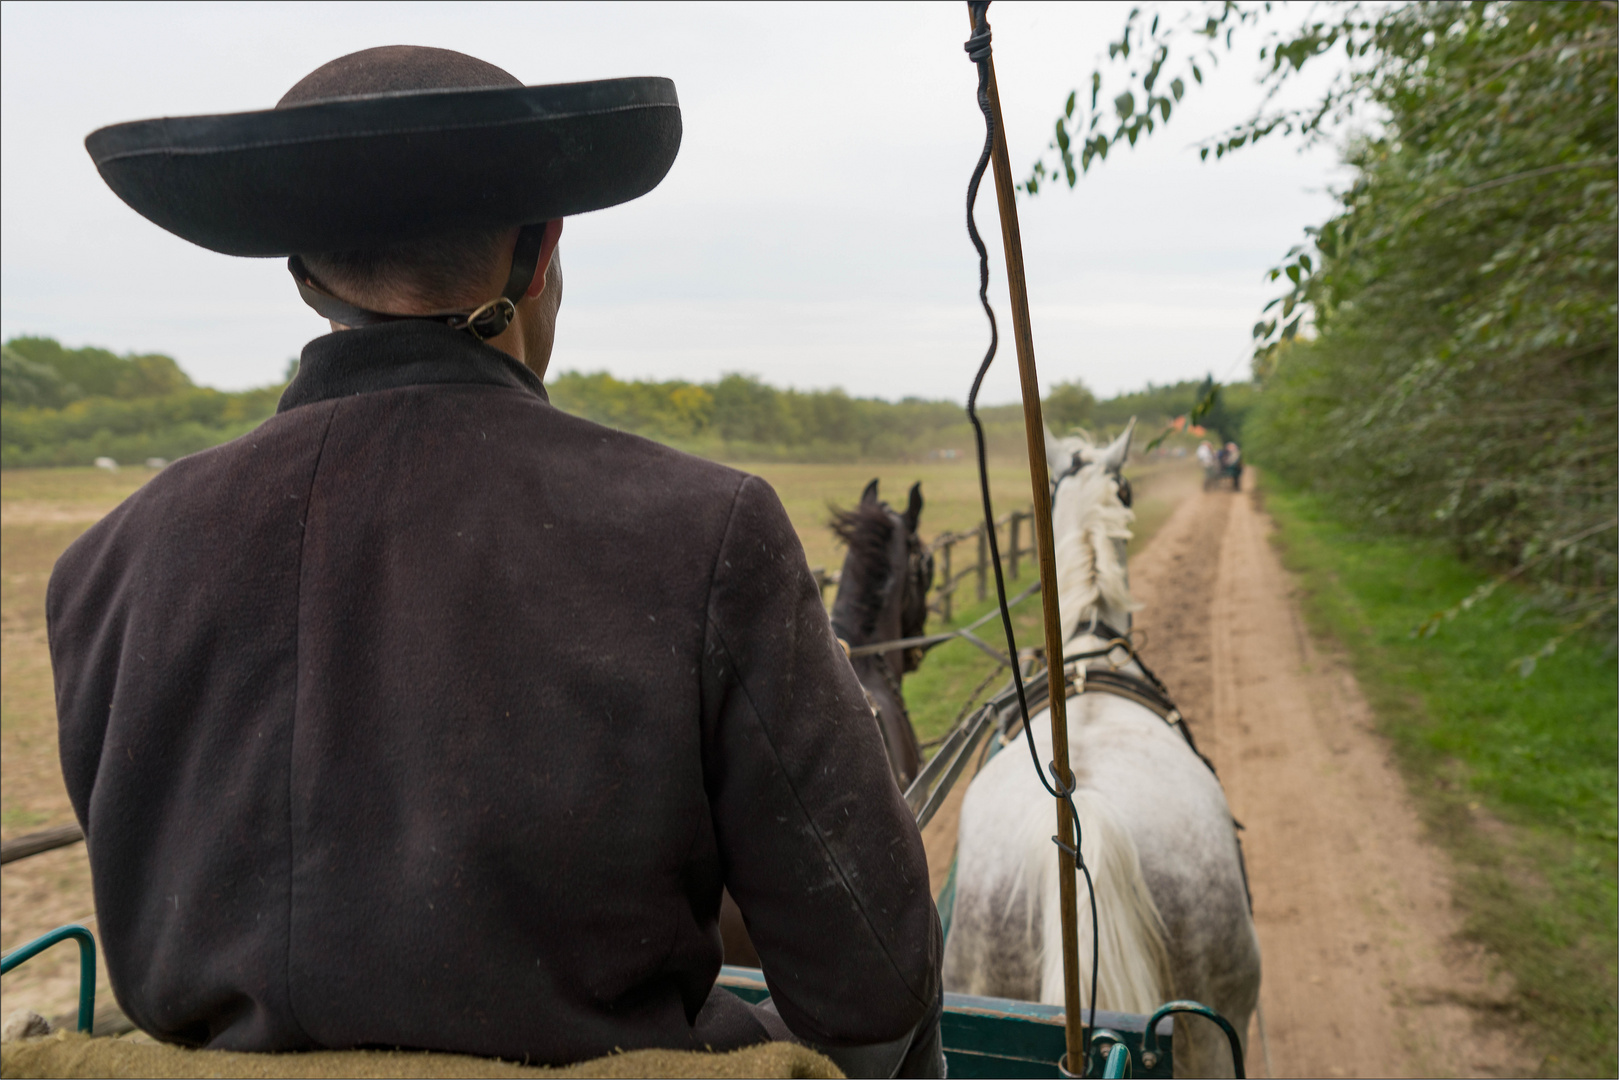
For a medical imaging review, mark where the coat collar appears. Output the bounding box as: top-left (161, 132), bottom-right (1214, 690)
top-left (278, 320), bottom-right (549, 413)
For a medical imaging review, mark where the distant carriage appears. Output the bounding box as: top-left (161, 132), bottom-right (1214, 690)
top-left (1203, 443), bottom-right (1244, 492)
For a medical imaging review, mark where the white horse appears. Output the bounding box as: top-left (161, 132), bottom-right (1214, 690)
top-left (942, 420), bottom-right (1260, 1078)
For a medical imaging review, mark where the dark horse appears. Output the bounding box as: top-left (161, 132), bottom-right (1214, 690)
top-left (720, 478), bottom-right (934, 968)
top-left (829, 478), bottom-right (933, 791)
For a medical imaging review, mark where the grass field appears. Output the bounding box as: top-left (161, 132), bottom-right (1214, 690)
top-left (1260, 476), bottom-right (1619, 1077)
top-left (1, 468), bottom-right (159, 1028)
top-left (733, 458), bottom-right (1037, 574)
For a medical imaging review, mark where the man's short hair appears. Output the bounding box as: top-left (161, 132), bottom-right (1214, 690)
top-left (301, 227), bottom-right (513, 312)
top-left (285, 48), bottom-right (524, 311)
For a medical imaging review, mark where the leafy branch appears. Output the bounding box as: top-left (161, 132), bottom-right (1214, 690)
top-left (1143, 376), bottom-right (1221, 453)
top-left (1027, 1), bottom-right (1618, 642)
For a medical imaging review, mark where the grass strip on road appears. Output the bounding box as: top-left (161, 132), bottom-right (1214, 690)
top-left (1261, 477), bottom-right (1617, 1078)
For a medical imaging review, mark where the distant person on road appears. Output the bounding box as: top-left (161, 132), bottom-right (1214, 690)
top-left (1199, 439), bottom-right (1222, 490)
top-left (1224, 441), bottom-right (1244, 491)
top-left (49, 46), bottom-right (941, 1076)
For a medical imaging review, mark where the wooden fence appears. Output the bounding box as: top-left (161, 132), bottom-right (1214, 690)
top-left (813, 506), bottom-right (1037, 622)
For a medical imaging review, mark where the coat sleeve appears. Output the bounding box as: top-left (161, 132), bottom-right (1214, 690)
top-left (700, 475), bottom-right (941, 1047)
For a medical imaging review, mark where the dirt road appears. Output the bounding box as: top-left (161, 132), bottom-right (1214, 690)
top-left (1128, 476), bottom-right (1529, 1078)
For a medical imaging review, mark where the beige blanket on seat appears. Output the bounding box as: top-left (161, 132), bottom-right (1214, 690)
top-left (0, 1031), bottom-right (842, 1079)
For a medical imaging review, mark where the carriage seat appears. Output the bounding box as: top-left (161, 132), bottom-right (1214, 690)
top-left (0, 1025), bottom-right (841, 1079)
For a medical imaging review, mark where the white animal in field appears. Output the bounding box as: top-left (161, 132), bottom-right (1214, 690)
top-left (942, 419), bottom-right (1261, 1078)
top-left (93, 457), bottom-right (118, 473)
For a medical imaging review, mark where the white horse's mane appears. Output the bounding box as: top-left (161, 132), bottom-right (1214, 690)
top-left (1048, 431), bottom-right (1137, 641)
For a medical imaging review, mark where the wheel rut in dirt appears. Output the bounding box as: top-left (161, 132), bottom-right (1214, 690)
top-left (1126, 482), bottom-right (1231, 752)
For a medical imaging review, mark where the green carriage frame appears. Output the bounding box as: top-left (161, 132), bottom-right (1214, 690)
top-left (3, 921), bottom-right (1248, 1077)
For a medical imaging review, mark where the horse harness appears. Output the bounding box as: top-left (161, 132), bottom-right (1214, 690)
top-left (1006, 619), bottom-right (1214, 777)
top-left (1028, 619), bottom-right (1252, 911)
top-left (846, 616), bottom-right (1253, 909)
top-left (838, 637), bottom-right (916, 731)
top-left (1049, 453), bottom-right (1133, 509)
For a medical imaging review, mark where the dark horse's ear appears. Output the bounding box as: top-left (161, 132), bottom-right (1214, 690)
top-left (903, 482), bottom-right (924, 534)
top-left (861, 478), bottom-right (880, 505)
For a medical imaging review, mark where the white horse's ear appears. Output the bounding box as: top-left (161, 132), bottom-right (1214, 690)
top-left (1043, 425), bottom-right (1066, 471)
top-left (1101, 417), bottom-right (1136, 472)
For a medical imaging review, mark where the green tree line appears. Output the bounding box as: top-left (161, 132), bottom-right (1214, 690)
top-left (518, 371), bottom-right (1229, 458)
top-left (5, 335), bottom-right (1226, 468)
top-left (1246, 2), bottom-right (1616, 631)
top-left (547, 371), bottom-right (987, 460)
top-left (2, 338), bottom-right (283, 468)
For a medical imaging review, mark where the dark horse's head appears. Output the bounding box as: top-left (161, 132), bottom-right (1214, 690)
top-left (829, 479), bottom-right (933, 789)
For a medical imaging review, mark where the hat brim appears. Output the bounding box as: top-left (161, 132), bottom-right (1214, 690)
top-left (86, 77), bottom-right (681, 256)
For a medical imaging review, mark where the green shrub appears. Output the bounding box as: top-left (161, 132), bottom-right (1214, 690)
top-left (1, 337), bottom-right (283, 468)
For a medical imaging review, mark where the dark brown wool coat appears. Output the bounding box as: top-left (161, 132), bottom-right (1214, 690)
top-left (47, 322), bottom-right (940, 1064)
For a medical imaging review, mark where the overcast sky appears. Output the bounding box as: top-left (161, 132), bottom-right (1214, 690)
top-left (1, 1), bottom-right (1346, 402)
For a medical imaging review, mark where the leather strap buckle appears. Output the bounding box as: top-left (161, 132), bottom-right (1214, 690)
top-left (456, 296), bottom-right (517, 341)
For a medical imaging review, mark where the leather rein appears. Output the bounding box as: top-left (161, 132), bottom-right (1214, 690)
top-left (288, 222), bottom-right (548, 342)
top-left (1003, 619), bottom-right (1217, 779)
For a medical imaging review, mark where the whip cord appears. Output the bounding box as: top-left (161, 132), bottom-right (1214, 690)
top-left (962, 3), bottom-right (1099, 1069)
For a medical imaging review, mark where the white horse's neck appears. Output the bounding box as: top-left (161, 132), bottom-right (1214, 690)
top-left (1050, 462), bottom-right (1136, 642)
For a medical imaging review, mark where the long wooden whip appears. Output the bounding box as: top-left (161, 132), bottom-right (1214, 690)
top-left (962, 3), bottom-right (1089, 1071)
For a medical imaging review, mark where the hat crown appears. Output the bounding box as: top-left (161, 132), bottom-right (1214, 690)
top-left (278, 46), bottom-right (521, 108)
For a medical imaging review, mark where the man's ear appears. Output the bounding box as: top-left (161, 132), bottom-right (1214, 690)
top-left (524, 219), bottom-right (565, 298)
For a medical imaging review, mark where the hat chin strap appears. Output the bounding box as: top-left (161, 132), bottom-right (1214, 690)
top-left (288, 222), bottom-right (548, 342)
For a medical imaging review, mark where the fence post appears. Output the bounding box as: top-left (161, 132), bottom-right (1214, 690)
top-left (977, 525), bottom-right (988, 602)
top-left (1009, 512), bottom-right (1022, 580)
top-left (941, 538), bottom-right (953, 622)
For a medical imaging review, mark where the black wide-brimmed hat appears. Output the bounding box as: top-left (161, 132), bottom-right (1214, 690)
top-left (85, 46), bottom-right (682, 257)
